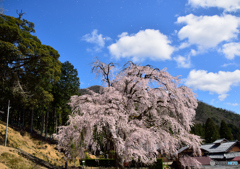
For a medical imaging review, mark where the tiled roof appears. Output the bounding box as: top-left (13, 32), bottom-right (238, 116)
top-left (178, 139), bottom-right (240, 155)
top-left (201, 141), bottom-right (238, 153)
top-left (209, 154), bottom-right (224, 159)
top-left (225, 152), bottom-right (240, 159)
top-left (209, 152), bottom-right (240, 159)
top-left (178, 146), bottom-right (189, 153)
top-left (213, 138), bottom-right (228, 144)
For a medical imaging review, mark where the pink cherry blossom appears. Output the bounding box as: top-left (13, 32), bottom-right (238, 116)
top-left (54, 59), bottom-right (202, 168)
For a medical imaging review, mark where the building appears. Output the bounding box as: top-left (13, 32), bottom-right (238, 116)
top-left (178, 138), bottom-right (240, 162)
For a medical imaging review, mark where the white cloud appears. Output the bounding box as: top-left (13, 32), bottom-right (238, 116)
top-left (178, 42), bottom-right (191, 50)
top-left (174, 49), bottom-right (197, 68)
top-left (177, 14), bottom-right (240, 49)
top-left (188, 0), bottom-right (240, 12)
top-left (190, 49), bottom-right (197, 56)
top-left (82, 29), bottom-right (111, 52)
top-left (210, 99), bottom-right (215, 105)
top-left (227, 102), bottom-right (239, 106)
top-left (221, 62), bottom-right (239, 67)
top-left (174, 55), bottom-right (191, 68)
top-left (108, 29), bottom-right (174, 62)
top-left (221, 42), bottom-right (240, 59)
top-left (218, 94), bottom-right (228, 101)
top-left (185, 69), bottom-right (240, 101)
top-left (118, 32), bottom-right (128, 38)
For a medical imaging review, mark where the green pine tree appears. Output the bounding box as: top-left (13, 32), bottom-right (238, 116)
top-left (0, 13), bottom-right (61, 133)
top-left (220, 120), bottom-right (233, 140)
top-left (205, 118), bottom-right (220, 143)
top-left (52, 61), bottom-right (80, 125)
top-left (228, 124), bottom-right (240, 141)
top-left (191, 123), bottom-right (205, 139)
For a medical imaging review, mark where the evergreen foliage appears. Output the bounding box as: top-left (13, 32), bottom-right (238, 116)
top-left (0, 13), bottom-right (61, 107)
top-left (191, 123), bottom-right (205, 139)
top-left (191, 119), bottom-right (240, 143)
top-left (205, 118), bottom-right (220, 143)
top-left (228, 124), bottom-right (240, 141)
top-left (0, 13), bottom-right (80, 139)
top-left (219, 120), bottom-right (233, 140)
top-left (52, 61), bottom-right (80, 125)
top-left (195, 101), bottom-right (240, 128)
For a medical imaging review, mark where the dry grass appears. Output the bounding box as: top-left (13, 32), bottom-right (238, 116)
top-left (0, 123), bottom-right (86, 168)
top-left (0, 149), bottom-right (47, 169)
top-left (0, 163), bottom-right (9, 169)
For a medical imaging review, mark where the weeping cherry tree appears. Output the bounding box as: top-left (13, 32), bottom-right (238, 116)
top-left (54, 58), bottom-right (202, 168)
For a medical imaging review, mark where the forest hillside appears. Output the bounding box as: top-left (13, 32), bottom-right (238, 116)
top-left (195, 101), bottom-right (240, 128)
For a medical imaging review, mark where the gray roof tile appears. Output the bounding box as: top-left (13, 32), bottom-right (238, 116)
top-left (209, 152), bottom-right (240, 159)
top-left (201, 141), bottom-right (237, 153)
top-left (209, 154), bottom-right (224, 159)
top-left (224, 152), bottom-right (240, 159)
top-left (213, 138), bottom-right (228, 144)
top-left (178, 146), bottom-right (189, 153)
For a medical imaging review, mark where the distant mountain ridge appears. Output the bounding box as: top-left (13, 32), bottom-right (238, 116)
top-left (79, 85), bottom-right (240, 128)
top-left (195, 101), bottom-right (240, 128)
top-left (79, 85), bottom-right (104, 95)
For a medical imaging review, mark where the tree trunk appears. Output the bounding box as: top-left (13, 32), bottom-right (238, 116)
top-left (45, 105), bottom-right (49, 139)
top-left (52, 107), bottom-right (57, 139)
top-left (59, 112), bottom-right (61, 125)
top-left (56, 110), bottom-right (58, 134)
top-left (30, 109), bottom-right (34, 133)
top-left (18, 107), bottom-right (20, 127)
top-left (54, 107), bottom-right (56, 134)
top-left (22, 109), bottom-right (25, 128)
top-left (115, 150), bottom-right (124, 169)
top-left (50, 107), bottom-right (54, 139)
top-left (41, 106), bottom-right (44, 136)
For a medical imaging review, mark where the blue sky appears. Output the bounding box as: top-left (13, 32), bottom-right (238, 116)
top-left (2, 0), bottom-right (240, 114)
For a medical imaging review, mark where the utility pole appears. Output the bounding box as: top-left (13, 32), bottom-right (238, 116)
top-left (5, 100), bottom-right (10, 146)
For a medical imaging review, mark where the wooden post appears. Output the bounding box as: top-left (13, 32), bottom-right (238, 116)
top-left (5, 100), bottom-right (10, 146)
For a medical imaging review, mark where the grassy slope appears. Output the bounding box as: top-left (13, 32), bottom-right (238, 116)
top-left (0, 121), bottom-right (81, 168)
top-left (0, 146), bottom-right (47, 169)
